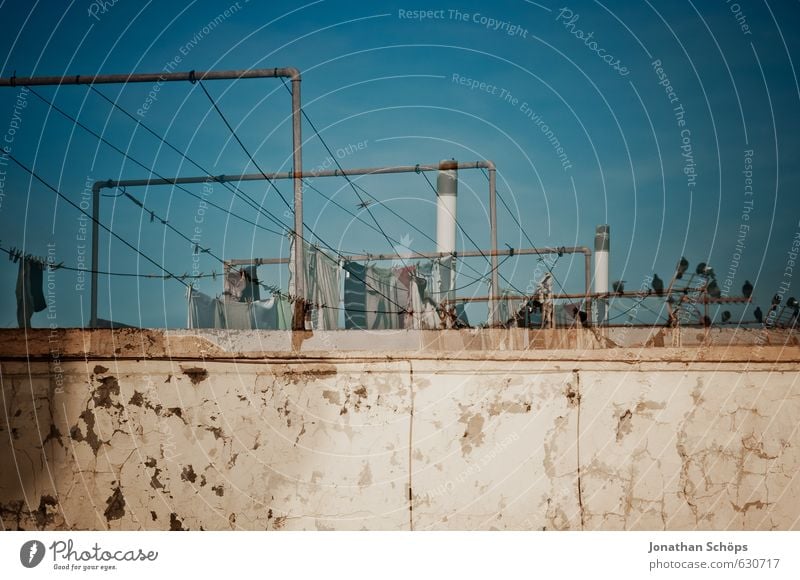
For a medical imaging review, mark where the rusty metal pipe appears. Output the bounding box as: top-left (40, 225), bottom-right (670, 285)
top-left (98, 160), bottom-right (496, 188)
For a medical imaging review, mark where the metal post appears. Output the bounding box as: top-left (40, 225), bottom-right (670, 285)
top-left (487, 162), bottom-right (499, 324)
top-left (290, 73), bottom-right (305, 330)
top-left (584, 250), bottom-right (592, 323)
top-left (90, 182), bottom-right (100, 328)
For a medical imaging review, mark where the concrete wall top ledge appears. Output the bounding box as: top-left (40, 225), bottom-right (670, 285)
top-left (0, 328), bottom-right (797, 364)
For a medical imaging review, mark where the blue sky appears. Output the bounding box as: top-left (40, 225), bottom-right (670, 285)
top-left (0, 0), bottom-right (798, 328)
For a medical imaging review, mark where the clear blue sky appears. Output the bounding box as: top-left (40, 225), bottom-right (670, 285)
top-left (0, 0), bottom-right (798, 328)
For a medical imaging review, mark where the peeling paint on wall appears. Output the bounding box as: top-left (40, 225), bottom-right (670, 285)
top-left (1, 329), bottom-right (799, 531)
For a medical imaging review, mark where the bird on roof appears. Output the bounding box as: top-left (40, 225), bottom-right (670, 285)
top-left (772, 294), bottom-right (781, 306)
top-left (742, 280), bottom-right (753, 298)
top-left (612, 280), bottom-right (625, 294)
top-left (676, 257), bottom-right (689, 279)
top-left (754, 306), bottom-right (763, 324)
top-left (652, 274), bottom-right (664, 296)
top-left (707, 279), bottom-right (721, 298)
top-left (788, 297), bottom-right (798, 309)
top-left (696, 262), bottom-right (716, 278)
top-left (721, 310), bottom-right (731, 323)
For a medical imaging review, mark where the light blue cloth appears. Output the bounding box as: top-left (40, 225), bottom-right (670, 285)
top-left (250, 296), bottom-right (293, 330)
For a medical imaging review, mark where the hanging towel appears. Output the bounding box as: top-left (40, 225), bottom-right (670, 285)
top-left (365, 264), bottom-right (399, 329)
top-left (187, 288), bottom-right (217, 329)
top-left (240, 265), bottom-right (261, 302)
top-left (16, 258), bottom-right (46, 328)
top-left (250, 296), bottom-right (292, 330)
top-left (312, 250), bottom-right (340, 330)
top-left (421, 299), bottom-right (440, 330)
top-left (392, 265), bottom-right (416, 329)
top-left (288, 239), bottom-right (342, 330)
top-left (250, 296), bottom-right (278, 329)
top-left (343, 261), bottom-right (367, 329)
top-left (218, 299), bottom-right (252, 330)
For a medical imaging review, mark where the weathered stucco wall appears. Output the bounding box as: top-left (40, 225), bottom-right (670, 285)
top-left (1, 328), bottom-right (799, 530)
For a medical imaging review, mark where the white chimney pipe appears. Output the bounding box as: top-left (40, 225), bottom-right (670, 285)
top-left (437, 161), bottom-right (458, 303)
top-left (594, 224), bottom-right (610, 325)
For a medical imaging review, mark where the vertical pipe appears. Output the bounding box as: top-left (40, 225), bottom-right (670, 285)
top-left (90, 183), bottom-right (100, 328)
top-left (488, 164), bottom-right (499, 324)
top-left (584, 250), bottom-right (592, 322)
top-left (436, 160), bottom-right (458, 305)
top-left (594, 224), bottom-right (610, 325)
top-left (291, 75), bottom-right (305, 330)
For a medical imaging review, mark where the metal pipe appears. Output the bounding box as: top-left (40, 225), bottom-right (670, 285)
top-left (594, 225), bottom-right (610, 325)
top-left (487, 162), bottom-right (499, 325)
top-left (1, 68), bottom-right (304, 327)
top-left (447, 293), bottom-right (593, 303)
top-left (0, 68), bottom-right (302, 87)
top-left (451, 291), bottom-right (751, 304)
top-left (98, 160), bottom-right (496, 189)
top-left (226, 245), bottom-right (590, 263)
top-left (290, 75), bottom-right (304, 330)
top-left (90, 183), bottom-right (100, 328)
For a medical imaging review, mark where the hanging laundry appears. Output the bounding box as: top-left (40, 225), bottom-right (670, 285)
top-left (223, 266), bottom-right (260, 302)
top-left (187, 288), bottom-right (217, 329)
top-left (454, 303), bottom-right (470, 328)
top-left (421, 298), bottom-right (441, 329)
top-left (416, 258), bottom-right (454, 305)
top-left (16, 257), bottom-right (46, 328)
top-left (241, 266), bottom-right (260, 302)
top-left (364, 264), bottom-right (398, 329)
top-left (289, 239), bottom-right (341, 330)
top-left (343, 261), bottom-right (367, 329)
top-left (223, 268), bottom-right (245, 301)
top-left (250, 296), bottom-right (292, 330)
top-left (436, 256), bottom-right (457, 304)
top-left (496, 289), bottom-right (525, 327)
top-left (250, 296), bottom-right (277, 330)
top-left (408, 273), bottom-right (424, 330)
top-left (392, 265), bottom-right (417, 329)
top-left (309, 249), bottom-right (340, 330)
top-left (216, 299), bottom-right (251, 330)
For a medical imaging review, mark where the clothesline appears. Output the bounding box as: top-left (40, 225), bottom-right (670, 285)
top-left (4, 245), bottom-right (63, 269)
